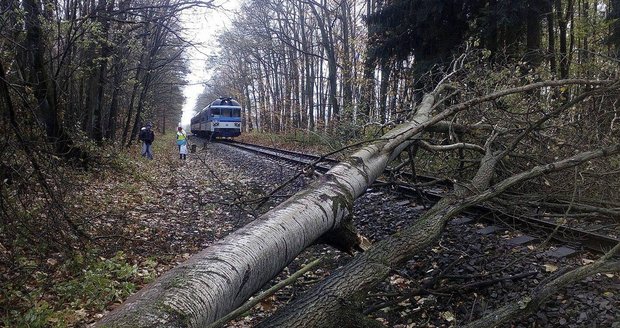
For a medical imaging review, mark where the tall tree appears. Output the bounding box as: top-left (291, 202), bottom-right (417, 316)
top-left (525, 0), bottom-right (545, 67)
top-left (610, 0), bottom-right (620, 56)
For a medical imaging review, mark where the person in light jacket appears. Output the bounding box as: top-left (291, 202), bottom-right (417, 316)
top-left (176, 126), bottom-right (188, 160)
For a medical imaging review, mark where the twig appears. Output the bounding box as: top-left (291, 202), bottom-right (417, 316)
top-left (207, 257), bottom-right (324, 328)
top-left (364, 271), bottom-right (536, 315)
top-left (435, 271), bottom-right (538, 294)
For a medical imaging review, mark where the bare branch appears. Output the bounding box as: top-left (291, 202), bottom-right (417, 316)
top-left (418, 140), bottom-right (484, 153)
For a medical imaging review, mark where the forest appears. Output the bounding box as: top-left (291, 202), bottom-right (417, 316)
top-left (1, 0), bottom-right (620, 327)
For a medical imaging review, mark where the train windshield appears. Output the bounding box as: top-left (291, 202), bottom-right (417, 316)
top-left (211, 107), bottom-right (241, 117)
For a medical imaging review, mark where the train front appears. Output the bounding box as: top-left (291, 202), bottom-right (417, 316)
top-left (191, 97), bottom-right (242, 138)
top-left (209, 98), bottom-right (242, 138)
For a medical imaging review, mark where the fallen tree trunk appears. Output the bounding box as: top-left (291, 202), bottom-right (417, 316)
top-left (96, 79), bottom-right (612, 327)
top-left (95, 92), bottom-right (438, 328)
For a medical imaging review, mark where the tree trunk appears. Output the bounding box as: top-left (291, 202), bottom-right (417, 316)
top-left (106, 47), bottom-right (126, 141)
top-left (307, 49), bottom-right (315, 131)
top-left (95, 91), bottom-right (437, 328)
top-left (525, 0), bottom-right (543, 68)
top-left (22, 0), bottom-right (77, 156)
top-left (378, 59), bottom-right (391, 124)
top-left (310, 0), bottom-right (340, 121)
top-left (555, 0), bottom-right (573, 79)
top-left (121, 69), bottom-right (141, 146)
top-left (244, 78), bottom-right (253, 133)
top-left (129, 16), bottom-right (164, 144)
top-left (611, 0), bottom-right (620, 57)
top-left (360, 0), bottom-right (377, 121)
top-left (546, 0), bottom-right (557, 74)
top-left (256, 60), bottom-right (266, 132)
top-left (299, 3), bottom-right (313, 130)
top-left (340, 0), bottom-right (354, 121)
top-left (84, 0), bottom-right (112, 143)
top-left (129, 71), bottom-right (152, 144)
top-left (121, 34), bottom-right (147, 146)
top-left (485, 0), bottom-right (499, 57)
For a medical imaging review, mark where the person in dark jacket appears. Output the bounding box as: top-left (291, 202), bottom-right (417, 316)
top-left (139, 123), bottom-right (155, 159)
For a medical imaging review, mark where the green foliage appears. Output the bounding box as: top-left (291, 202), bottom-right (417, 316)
top-left (106, 148), bottom-right (136, 174)
top-left (55, 252), bottom-right (137, 309)
top-left (16, 301), bottom-right (55, 328)
top-left (2, 252), bottom-right (138, 328)
top-left (140, 257), bottom-right (159, 284)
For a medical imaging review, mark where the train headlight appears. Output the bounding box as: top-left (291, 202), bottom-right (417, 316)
top-left (234, 123), bottom-right (240, 127)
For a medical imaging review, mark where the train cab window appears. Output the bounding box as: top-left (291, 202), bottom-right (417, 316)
top-left (221, 108), bottom-right (230, 117)
top-left (210, 107), bottom-right (241, 117)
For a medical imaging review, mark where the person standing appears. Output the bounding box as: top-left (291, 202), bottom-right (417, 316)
top-left (139, 123), bottom-right (155, 159)
top-left (176, 126), bottom-right (188, 160)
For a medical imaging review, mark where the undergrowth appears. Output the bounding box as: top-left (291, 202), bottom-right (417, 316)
top-left (1, 251), bottom-right (141, 328)
top-left (0, 133), bottom-right (179, 327)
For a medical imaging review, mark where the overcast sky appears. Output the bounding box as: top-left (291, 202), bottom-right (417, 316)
top-left (180, 0), bottom-right (240, 126)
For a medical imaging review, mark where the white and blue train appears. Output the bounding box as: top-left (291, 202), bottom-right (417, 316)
top-left (190, 97), bottom-right (242, 138)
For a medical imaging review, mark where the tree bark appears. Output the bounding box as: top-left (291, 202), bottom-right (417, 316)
top-left (378, 59), bottom-right (391, 124)
top-left (360, 0), bottom-right (377, 120)
top-left (84, 0), bottom-right (112, 143)
top-left (526, 0), bottom-right (543, 68)
top-left (340, 0), bottom-right (354, 121)
top-left (546, 0), bottom-right (557, 74)
top-left (308, 0), bottom-right (340, 121)
top-left (555, 0), bottom-right (573, 79)
top-left (22, 0), bottom-right (67, 153)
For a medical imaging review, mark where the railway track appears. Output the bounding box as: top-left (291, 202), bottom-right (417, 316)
top-left (218, 139), bottom-right (620, 256)
top-left (218, 139), bottom-right (337, 171)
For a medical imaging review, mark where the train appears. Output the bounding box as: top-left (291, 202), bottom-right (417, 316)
top-left (190, 97), bottom-right (242, 138)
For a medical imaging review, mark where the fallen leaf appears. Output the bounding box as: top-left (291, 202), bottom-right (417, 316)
top-left (441, 311), bottom-right (455, 322)
top-left (74, 308), bottom-right (87, 318)
top-left (375, 318), bottom-right (389, 325)
top-left (544, 264), bottom-right (558, 272)
top-left (259, 295), bottom-right (277, 311)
